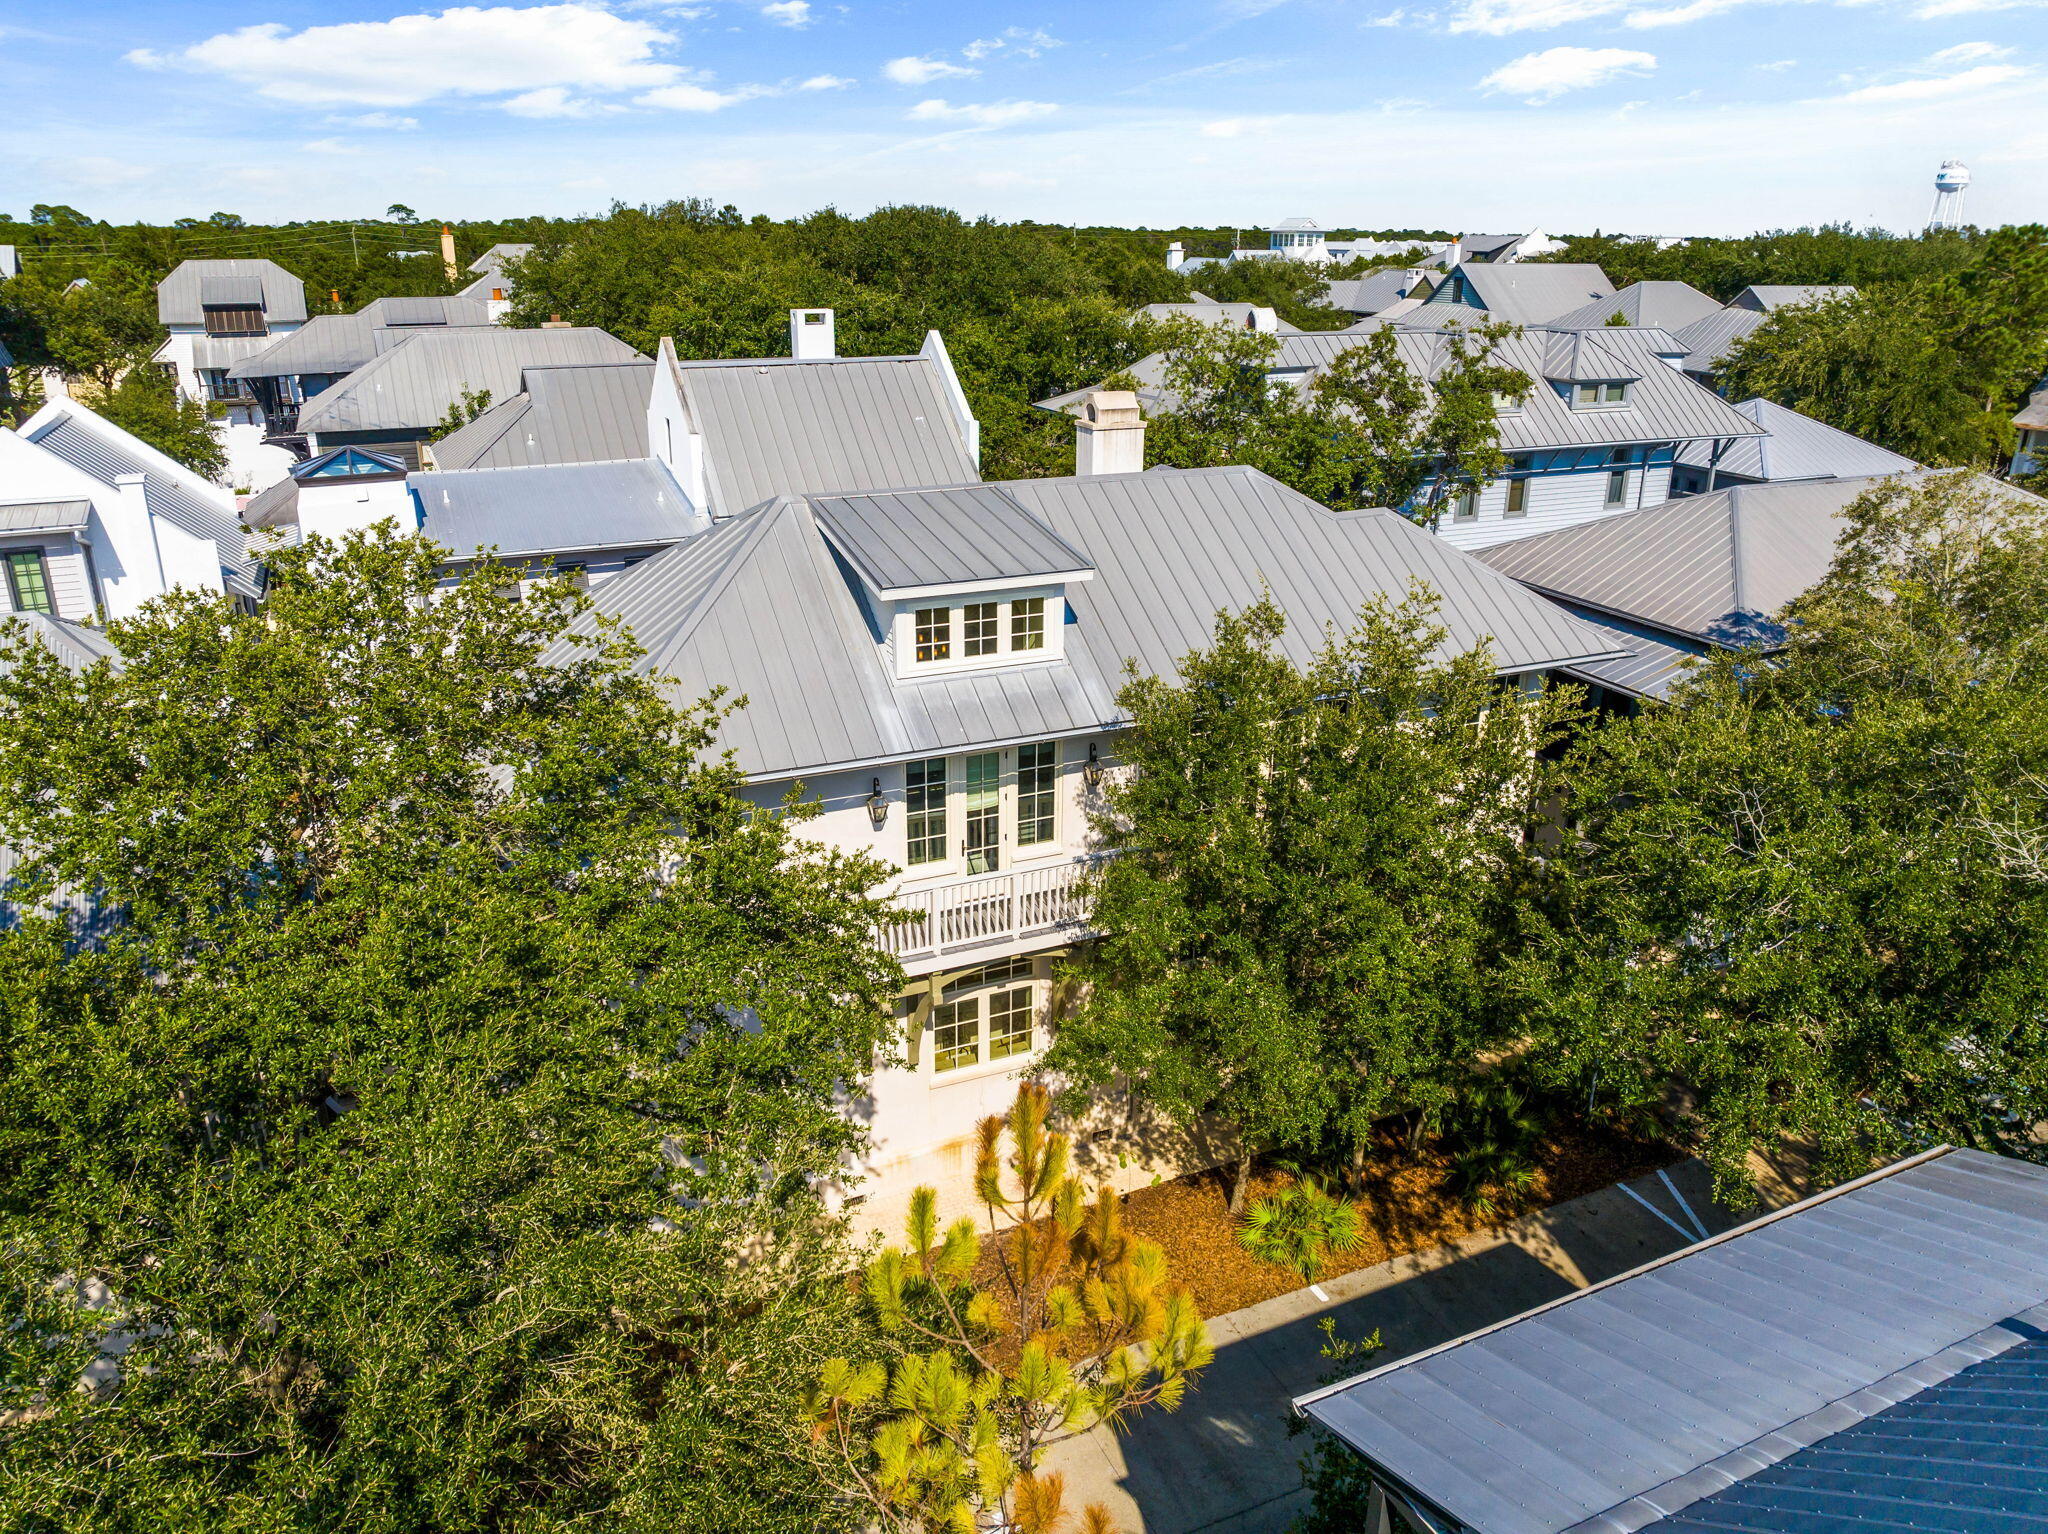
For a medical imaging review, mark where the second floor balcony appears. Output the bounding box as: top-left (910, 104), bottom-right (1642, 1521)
top-left (878, 854), bottom-right (1107, 967)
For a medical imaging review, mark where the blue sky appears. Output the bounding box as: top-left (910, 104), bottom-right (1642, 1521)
top-left (2, 0), bottom-right (2042, 233)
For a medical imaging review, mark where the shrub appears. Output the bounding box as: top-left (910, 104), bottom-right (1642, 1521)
top-left (1237, 1179), bottom-right (1365, 1282)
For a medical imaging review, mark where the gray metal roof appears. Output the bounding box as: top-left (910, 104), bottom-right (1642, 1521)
top-left (1547, 281), bottom-right (1724, 334)
top-left (0, 611), bottom-right (122, 677)
top-left (1475, 473), bottom-right (1920, 647)
top-left (1731, 284), bottom-right (1856, 314)
top-left (673, 353), bottom-right (980, 518)
top-left (1552, 605), bottom-right (1708, 702)
top-left (1674, 288), bottom-right (1856, 374)
top-left (26, 412), bottom-right (258, 599)
top-left (188, 335), bottom-right (279, 373)
top-left (1138, 302), bottom-right (1282, 331)
top-left (1675, 398), bottom-right (1918, 483)
top-left (1426, 264), bottom-right (1615, 327)
top-left (557, 465), bottom-right (1628, 779)
top-left (297, 328), bottom-right (646, 436)
top-left (1298, 1148), bottom-right (2048, 1534)
top-left (2014, 386), bottom-right (2048, 431)
top-left (431, 362), bottom-right (655, 470)
top-left (0, 499), bottom-right (91, 533)
top-left (156, 260), bottom-right (307, 327)
top-left (409, 459), bottom-right (700, 562)
top-left (1325, 269), bottom-right (1431, 316)
top-left (228, 295), bottom-right (498, 380)
top-left (467, 243), bottom-right (535, 275)
top-left (811, 485), bottom-right (1095, 597)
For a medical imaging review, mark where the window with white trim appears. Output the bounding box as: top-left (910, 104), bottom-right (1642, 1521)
top-left (906, 757), bottom-right (947, 865)
top-left (4, 549), bottom-right (54, 615)
top-left (1011, 597), bottom-right (1046, 651)
top-left (901, 743), bottom-right (1062, 873)
top-left (914, 607), bottom-right (951, 662)
top-left (1573, 381), bottom-right (1631, 407)
top-left (902, 593), bottom-right (1061, 672)
top-left (932, 956), bottom-right (1040, 1074)
top-left (963, 601), bottom-right (999, 657)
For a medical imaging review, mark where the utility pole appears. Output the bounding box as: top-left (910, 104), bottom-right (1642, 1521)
top-left (351, 224), bottom-right (359, 265)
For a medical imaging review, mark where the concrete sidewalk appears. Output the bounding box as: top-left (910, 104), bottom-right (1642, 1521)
top-left (1044, 1158), bottom-right (1763, 1534)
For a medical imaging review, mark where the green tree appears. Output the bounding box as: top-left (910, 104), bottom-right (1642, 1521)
top-left (1044, 592), bottom-right (1576, 1210)
top-left (0, 531), bottom-right (904, 1533)
top-left (1142, 317), bottom-right (1529, 518)
top-left (91, 366), bottom-right (227, 479)
top-left (1520, 471), bottom-right (2048, 1200)
top-left (808, 1085), bottom-right (1212, 1533)
top-left (430, 383), bottom-right (494, 440)
top-left (0, 262), bottom-right (160, 389)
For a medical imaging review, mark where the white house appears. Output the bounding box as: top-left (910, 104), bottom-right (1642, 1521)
top-left (2, 398), bottom-right (259, 623)
top-left (151, 260), bottom-right (307, 422)
top-left (1167, 220), bottom-right (1458, 275)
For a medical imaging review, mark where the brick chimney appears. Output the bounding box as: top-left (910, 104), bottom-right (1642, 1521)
top-left (540, 313), bottom-right (572, 329)
top-left (1074, 390), bottom-right (1145, 477)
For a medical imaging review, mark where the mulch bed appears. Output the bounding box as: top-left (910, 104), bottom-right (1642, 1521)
top-left (1109, 1119), bottom-right (1681, 1320)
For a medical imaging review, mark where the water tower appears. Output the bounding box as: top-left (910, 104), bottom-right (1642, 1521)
top-left (1928, 160), bottom-right (1971, 231)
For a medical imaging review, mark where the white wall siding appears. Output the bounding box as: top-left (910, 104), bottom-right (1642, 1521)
top-left (0, 533), bottom-right (94, 621)
top-left (1437, 447), bottom-right (1678, 551)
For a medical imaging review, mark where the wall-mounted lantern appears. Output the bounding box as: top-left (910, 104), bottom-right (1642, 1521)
top-left (866, 776), bottom-right (888, 828)
top-left (1083, 742), bottom-right (1103, 791)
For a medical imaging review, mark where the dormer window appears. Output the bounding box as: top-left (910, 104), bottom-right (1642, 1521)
top-left (900, 595), bottom-right (1059, 673)
top-left (964, 601), bottom-right (999, 656)
top-left (1012, 597), bottom-right (1046, 651)
top-left (203, 305), bottom-right (266, 338)
top-left (915, 607), bottom-right (951, 662)
top-left (1574, 381), bottom-right (1631, 407)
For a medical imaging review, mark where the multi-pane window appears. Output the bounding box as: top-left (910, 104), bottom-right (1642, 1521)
top-left (1605, 470), bottom-right (1629, 506)
top-left (1011, 597), bottom-right (1046, 651)
top-left (987, 986), bottom-right (1035, 1060)
top-left (915, 607), bottom-right (951, 662)
top-left (963, 601), bottom-right (999, 657)
top-left (4, 549), bottom-right (53, 615)
top-left (1505, 475), bottom-right (1529, 518)
top-left (1574, 381), bottom-right (1631, 406)
top-left (906, 757), bottom-right (947, 865)
top-left (1452, 489), bottom-right (1478, 521)
top-left (1016, 742), bottom-right (1056, 847)
top-left (932, 998), bottom-right (980, 1072)
top-left (963, 752), bottom-right (1001, 874)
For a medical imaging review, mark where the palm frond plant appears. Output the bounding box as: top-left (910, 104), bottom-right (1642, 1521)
top-left (1237, 1178), bottom-right (1365, 1283)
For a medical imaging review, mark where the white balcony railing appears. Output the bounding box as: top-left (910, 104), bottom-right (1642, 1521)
top-left (877, 856), bottom-right (1105, 960)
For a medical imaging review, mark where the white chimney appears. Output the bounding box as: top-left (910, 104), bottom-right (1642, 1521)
top-left (486, 286), bottom-right (510, 324)
top-left (1074, 390), bottom-right (1146, 478)
top-left (1165, 241), bottom-right (1184, 271)
top-left (0, 246), bottom-right (17, 280)
top-left (790, 308), bottom-right (836, 359)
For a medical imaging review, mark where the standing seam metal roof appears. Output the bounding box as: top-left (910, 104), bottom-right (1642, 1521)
top-left (1547, 281), bottom-right (1724, 334)
top-left (555, 465), bottom-right (1628, 779)
top-left (1299, 1148), bottom-right (2048, 1534)
top-left (297, 328), bottom-right (646, 435)
top-left (1674, 398), bottom-right (1919, 483)
top-left (1428, 264), bottom-right (1615, 327)
top-left (431, 361), bottom-right (655, 470)
top-left (676, 355), bottom-right (980, 518)
top-left (0, 500), bottom-right (93, 533)
top-left (409, 459), bottom-right (699, 561)
top-left (156, 259), bottom-right (308, 327)
top-left (228, 295), bottom-right (499, 380)
top-left (811, 485), bottom-right (1095, 595)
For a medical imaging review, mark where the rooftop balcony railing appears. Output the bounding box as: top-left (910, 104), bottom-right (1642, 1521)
top-left (877, 854), bottom-right (1109, 962)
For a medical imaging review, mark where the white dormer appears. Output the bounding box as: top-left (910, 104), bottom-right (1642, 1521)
top-left (807, 485), bottom-right (1096, 682)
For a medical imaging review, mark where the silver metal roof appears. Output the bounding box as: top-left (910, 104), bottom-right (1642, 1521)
top-left (467, 243), bottom-right (535, 275)
top-left (431, 362), bottom-right (655, 470)
top-left (228, 295), bottom-right (497, 380)
top-left (1675, 398), bottom-right (1918, 483)
top-left (1425, 264), bottom-right (1615, 327)
top-left (1552, 605), bottom-right (1707, 701)
top-left (1297, 1148), bottom-right (2048, 1534)
top-left (674, 353), bottom-right (980, 518)
top-left (409, 459), bottom-right (700, 562)
top-left (559, 465), bottom-right (1628, 779)
top-left (1324, 269), bottom-right (1431, 316)
top-left (297, 328), bottom-right (646, 436)
top-left (2013, 386), bottom-right (2048, 431)
top-left (1730, 283), bottom-right (1855, 314)
top-left (0, 499), bottom-right (92, 533)
top-left (188, 335), bottom-right (279, 373)
top-left (156, 260), bottom-right (307, 327)
top-left (1547, 281), bottom-right (1724, 334)
top-left (1474, 473), bottom-right (1920, 647)
top-left (811, 485), bottom-right (1095, 597)
top-left (0, 611), bottom-right (122, 677)
top-left (1673, 288), bottom-right (1856, 374)
top-left (26, 412), bottom-right (258, 599)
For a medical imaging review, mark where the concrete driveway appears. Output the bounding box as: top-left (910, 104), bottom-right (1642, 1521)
top-left (1042, 1158), bottom-right (1765, 1534)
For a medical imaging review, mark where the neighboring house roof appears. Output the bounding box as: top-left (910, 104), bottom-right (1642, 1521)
top-left (0, 610), bottom-right (122, 676)
top-left (228, 294), bottom-right (498, 380)
top-left (431, 361), bottom-right (656, 469)
top-left (458, 243), bottom-right (535, 299)
top-left (1430, 263), bottom-right (1615, 326)
top-left (24, 407), bottom-right (260, 600)
top-left (1045, 325), bottom-right (1764, 456)
top-left (1546, 605), bottom-right (1706, 701)
top-left (410, 459), bottom-right (699, 562)
top-left (557, 465), bottom-right (1628, 779)
top-left (1296, 1147), bottom-right (2048, 1534)
top-left (1547, 280), bottom-right (1724, 333)
top-left (1732, 283), bottom-right (1856, 312)
top-left (467, 243), bottom-right (534, 275)
top-left (1324, 268), bottom-right (1429, 316)
top-left (1673, 287), bottom-right (1857, 374)
top-left (0, 499), bottom-right (93, 533)
top-left (296, 327), bottom-right (646, 436)
top-left (1676, 398), bottom-right (1918, 483)
top-left (156, 259), bottom-right (308, 327)
top-left (669, 349), bottom-right (980, 518)
top-left (2014, 386), bottom-right (2048, 431)
top-left (1268, 217), bottom-right (1321, 232)
top-left (1137, 302), bottom-right (1283, 332)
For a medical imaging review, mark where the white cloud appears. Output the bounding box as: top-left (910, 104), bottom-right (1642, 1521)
top-left (906, 98), bottom-right (1058, 127)
top-left (1927, 40), bottom-right (2011, 63)
top-left (1365, 7), bottom-right (1415, 23)
top-left (125, 5), bottom-right (680, 108)
top-left (1448, 0), bottom-right (1627, 34)
top-left (883, 55), bottom-right (978, 85)
top-left (962, 28), bottom-right (1063, 60)
top-left (637, 81), bottom-right (768, 110)
top-left (797, 73), bottom-right (855, 90)
top-left (1827, 61), bottom-right (2025, 100)
top-left (504, 85), bottom-right (614, 116)
top-left (325, 111), bottom-right (420, 128)
top-left (1201, 118), bottom-right (1252, 137)
top-left (1756, 58), bottom-right (1798, 71)
top-left (300, 137), bottom-right (361, 154)
top-left (38, 155), bottom-right (153, 188)
top-left (1480, 46), bottom-right (1656, 100)
top-left (761, 1), bottom-right (812, 26)
top-left (1624, 0), bottom-right (1754, 25)
top-left (1913, 0), bottom-right (2044, 14)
